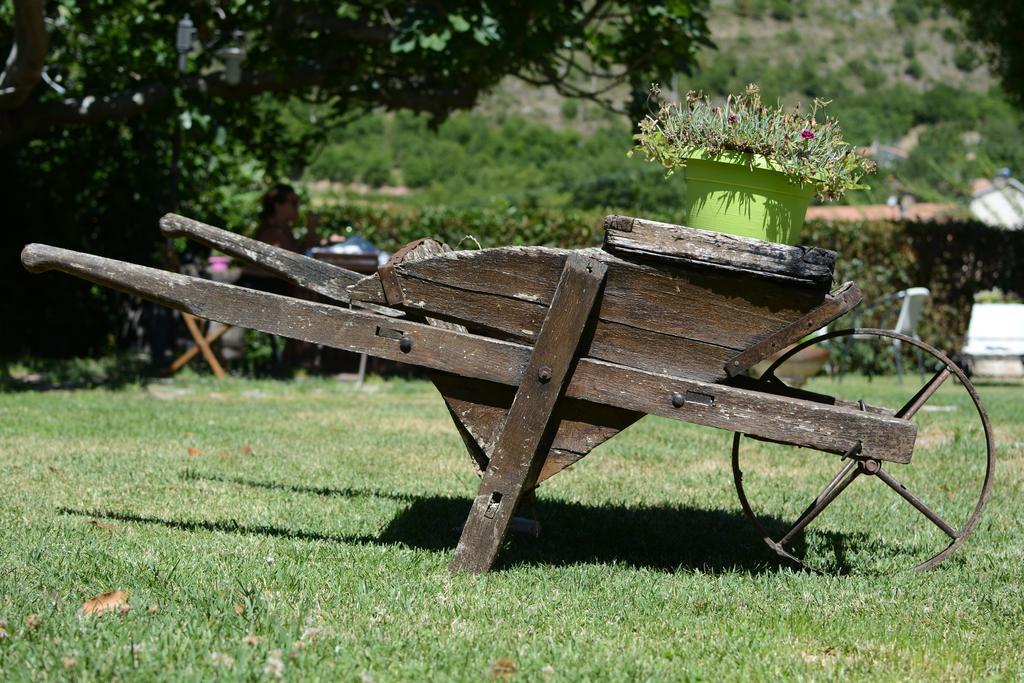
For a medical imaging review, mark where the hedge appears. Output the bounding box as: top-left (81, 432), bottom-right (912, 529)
top-left (315, 203), bottom-right (1023, 356)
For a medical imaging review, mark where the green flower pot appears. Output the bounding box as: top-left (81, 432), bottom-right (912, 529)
top-left (682, 150), bottom-right (816, 245)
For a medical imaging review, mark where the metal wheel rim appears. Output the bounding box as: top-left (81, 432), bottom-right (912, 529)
top-left (731, 327), bottom-right (996, 573)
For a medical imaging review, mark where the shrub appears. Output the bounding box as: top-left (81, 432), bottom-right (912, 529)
top-left (954, 46), bottom-right (979, 72)
top-left (890, 0), bottom-right (921, 28)
top-left (561, 99), bottom-right (579, 121)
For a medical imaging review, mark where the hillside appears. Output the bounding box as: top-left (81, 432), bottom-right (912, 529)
top-left (474, 0), bottom-right (996, 133)
top-left (302, 0), bottom-right (1022, 208)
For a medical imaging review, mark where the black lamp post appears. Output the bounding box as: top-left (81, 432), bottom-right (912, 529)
top-left (169, 14), bottom-right (196, 212)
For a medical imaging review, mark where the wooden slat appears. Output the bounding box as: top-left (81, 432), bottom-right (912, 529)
top-left (350, 246), bottom-right (826, 372)
top-left (354, 247), bottom-right (827, 348)
top-left (725, 281), bottom-right (864, 377)
top-left (21, 243), bottom-right (916, 463)
top-left (567, 359), bottom-right (916, 463)
top-left (603, 215), bottom-right (837, 288)
top-left (450, 253), bottom-right (608, 573)
top-left (159, 213), bottom-right (363, 303)
top-left (431, 373), bottom-right (642, 483)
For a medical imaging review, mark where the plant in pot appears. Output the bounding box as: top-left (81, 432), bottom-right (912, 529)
top-left (632, 83), bottom-right (876, 245)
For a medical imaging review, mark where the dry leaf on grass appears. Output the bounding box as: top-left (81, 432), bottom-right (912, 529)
top-left (265, 649), bottom-right (285, 678)
top-left (239, 444), bottom-right (253, 456)
top-left (62, 656), bottom-right (77, 669)
top-left (80, 591), bottom-right (130, 616)
top-left (211, 651), bottom-right (235, 668)
top-left (187, 447), bottom-right (201, 457)
top-left (89, 519), bottom-right (116, 531)
top-left (147, 604), bottom-right (159, 615)
top-left (233, 604), bottom-right (245, 615)
top-left (24, 613), bottom-right (42, 630)
top-left (301, 627), bottom-right (329, 642)
top-left (47, 466), bottom-right (65, 477)
top-left (490, 658), bottom-right (517, 680)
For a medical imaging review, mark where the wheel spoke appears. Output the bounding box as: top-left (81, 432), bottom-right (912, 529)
top-left (897, 367), bottom-right (951, 419)
top-left (805, 459), bottom-right (858, 513)
top-left (875, 467), bottom-right (958, 539)
top-left (778, 465), bottom-right (860, 548)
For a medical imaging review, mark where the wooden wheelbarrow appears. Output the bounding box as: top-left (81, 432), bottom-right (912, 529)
top-left (20, 214), bottom-right (994, 573)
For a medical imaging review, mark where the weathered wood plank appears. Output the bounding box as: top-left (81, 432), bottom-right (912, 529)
top-left (724, 281), bottom-right (863, 377)
top-left (603, 214), bottom-right (837, 288)
top-left (376, 238), bottom-right (497, 473)
top-left (159, 213), bottom-right (363, 303)
top-left (584, 321), bottom-right (735, 383)
top-left (431, 373), bottom-right (642, 482)
top-left (350, 246), bottom-right (826, 353)
top-left (566, 358), bottom-right (916, 463)
top-left (21, 243), bottom-right (915, 463)
top-left (357, 266), bottom-right (739, 381)
top-left (726, 374), bottom-right (896, 416)
top-left (450, 253), bottom-right (608, 573)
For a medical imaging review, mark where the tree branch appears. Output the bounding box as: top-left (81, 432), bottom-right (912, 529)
top-left (0, 0), bottom-right (48, 110)
top-left (0, 64), bottom-right (330, 147)
top-left (293, 12), bottom-right (392, 42)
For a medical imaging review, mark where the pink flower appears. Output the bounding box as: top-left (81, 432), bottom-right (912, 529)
top-left (728, 114), bottom-right (739, 123)
top-left (801, 129), bottom-right (815, 140)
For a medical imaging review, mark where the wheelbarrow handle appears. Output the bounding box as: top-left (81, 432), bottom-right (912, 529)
top-left (159, 213), bottom-right (362, 304)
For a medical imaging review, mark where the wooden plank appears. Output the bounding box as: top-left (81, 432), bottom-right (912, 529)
top-left (585, 321), bottom-right (735, 383)
top-left (350, 245), bottom-right (825, 356)
top-left (431, 373), bottom-right (642, 483)
top-left (603, 215), bottom-right (837, 288)
top-left (567, 359), bottom-right (916, 463)
top-left (159, 213), bottom-right (363, 303)
top-left (725, 281), bottom-right (864, 377)
top-left (377, 238), bottom-right (497, 473)
top-left (450, 253), bottom-right (608, 573)
top-left (726, 374), bottom-right (896, 416)
top-left (21, 243), bottom-right (916, 463)
top-left (357, 266), bottom-right (738, 381)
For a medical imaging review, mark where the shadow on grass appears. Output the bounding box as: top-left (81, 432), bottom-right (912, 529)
top-left (56, 471), bottom-right (860, 574)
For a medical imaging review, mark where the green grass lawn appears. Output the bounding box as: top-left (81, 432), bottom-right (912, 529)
top-left (0, 373), bottom-right (1021, 680)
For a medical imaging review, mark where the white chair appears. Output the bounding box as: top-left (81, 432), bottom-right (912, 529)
top-left (844, 287), bottom-right (930, 382)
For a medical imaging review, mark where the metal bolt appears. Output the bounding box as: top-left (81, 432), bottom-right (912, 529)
top-left (537, 366), bottom-right (552, 383)
top-left (861, 458), bottom-right (880, 475)
top-left (671, 391), bottom-right (685, 408)
top-left (399, 334), bottom-right (412, 353)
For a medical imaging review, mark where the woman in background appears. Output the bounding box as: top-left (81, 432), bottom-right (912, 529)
top-left (254, 183), bottom-right (321, 253)
top-left (240, 184), bottom-right (323, 375)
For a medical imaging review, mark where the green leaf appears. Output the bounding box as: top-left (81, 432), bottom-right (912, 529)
top-left (419, 30), bottom-right (451, 51)
top-left (449, 14), bottom-right (471, 32)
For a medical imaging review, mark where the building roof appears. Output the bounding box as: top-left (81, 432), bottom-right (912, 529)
top-left (805, 203), bottom-right (959, 222)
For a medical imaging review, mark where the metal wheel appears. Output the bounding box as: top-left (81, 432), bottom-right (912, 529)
top-left (732, 328), bottom-right (995, 573)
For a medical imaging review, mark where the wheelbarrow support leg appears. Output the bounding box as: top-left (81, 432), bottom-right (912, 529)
top-left (450, 253), bottom-right (607, 573)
